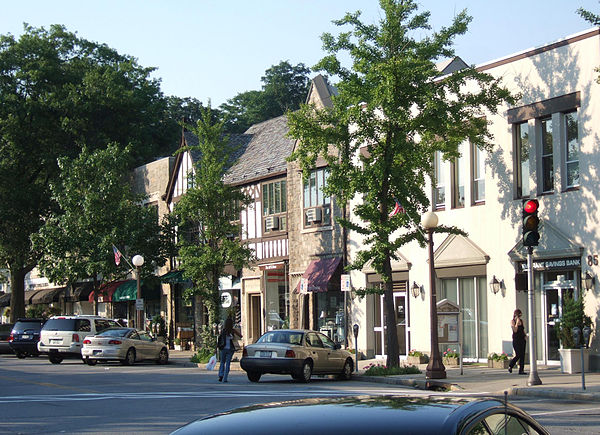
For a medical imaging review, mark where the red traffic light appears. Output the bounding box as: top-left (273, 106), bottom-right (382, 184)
top-left (524, 199), bottom-right (538, 214)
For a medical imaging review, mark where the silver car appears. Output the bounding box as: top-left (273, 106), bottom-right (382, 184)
top-left (240, 329), bottom-right (353, 383)
top-left (81, 327), bottom-right (168, 366)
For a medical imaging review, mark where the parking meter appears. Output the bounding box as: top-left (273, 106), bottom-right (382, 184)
top-left (353, 324), bottom-right (359, 339)
top-left (572, 327), bottom-right (581, 347)
top-left (353, 324), bottom-right (359, 373)
top-left (583, 326), bottom-right (592, 348)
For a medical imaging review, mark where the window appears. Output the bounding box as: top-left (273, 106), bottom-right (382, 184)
top-left (303, 168), bottom-right (331, 227)
top-left (452, 143), bottom-right (466, 208)
top-left (514, 122), bottom-right (531, 198)
top-left (472, 144), bottom-right (485, 203)
top-left (541, 117), bottom-right (554, 192)
top-left (434, 151), bottom-right (445, 209)
top-left (565, 111), bottom-right (579, 188)
top-left (262, 180), bottom-right (287, 233)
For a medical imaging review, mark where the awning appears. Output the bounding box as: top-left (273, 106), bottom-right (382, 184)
top-left (31, 287), bottom-right (64, 304)
top-left (0, 293), bottom-right (10, 307)
top-left (88, 281), bottom-right (125, 303)
top-left (71, 282), bottom-right (94, 302)
top-left (298, 257), bottom-right (342, 293)
top-left (25, 290), bottom-right (43, 305)
top-left (113, 280), bottom-right (161, 302)
top-left (159, 270), bottom-right (190, 284)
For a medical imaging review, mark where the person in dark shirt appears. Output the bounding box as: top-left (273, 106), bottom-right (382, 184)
top-left (508, 309), bottom-right (527, 374)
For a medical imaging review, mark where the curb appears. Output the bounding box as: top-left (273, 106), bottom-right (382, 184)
top-left (506, 387), bottom-right (600, 402)
top-left (354, 375), bottom-right (457, 391)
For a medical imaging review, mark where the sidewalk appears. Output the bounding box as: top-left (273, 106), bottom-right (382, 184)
top-left (168, 350), bottom-right (600, 401)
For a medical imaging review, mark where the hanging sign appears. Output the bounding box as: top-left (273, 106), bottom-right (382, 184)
top-left (341, 274), bottom-right (351, 292)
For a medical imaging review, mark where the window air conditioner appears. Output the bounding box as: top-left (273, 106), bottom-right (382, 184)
top-left (265, 216), bottom-right (280, 230)
top-left (305, 207), bottom-right (322, 223)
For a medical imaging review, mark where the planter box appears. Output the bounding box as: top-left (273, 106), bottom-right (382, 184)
top-left (443, 357), bottom-right (459, 366)
top-left (492, 359), bottom-right (510, 369)
top-left (559, 348), bottom-right (591, 374)
top-left (173, 344), bottom-right (182, 351)
top-left (407, 355), bottom-right (428, 365)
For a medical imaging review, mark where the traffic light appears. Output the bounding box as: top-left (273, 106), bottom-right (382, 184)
top-left (522, 199), bottom-right (540, 246)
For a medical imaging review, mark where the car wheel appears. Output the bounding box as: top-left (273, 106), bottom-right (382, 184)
top-left (49, 354), bottom-right (63, 364)
top-left (16, 352), bottom-right (26, 359)
top-left (86, 358), bottom-right (97, 366)
top-left (296, 360), bottom-right (312, 383)
top-left (247, 371), bottom-right (261, 382)
top-left (157, 348), bottom-right (168, 365)
top-left (122, 348), bottom-right (136, 366)
top-left (338, 358), bottom-right (353, 380)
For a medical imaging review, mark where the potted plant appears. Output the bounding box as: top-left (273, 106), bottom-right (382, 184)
top-left (174, 338), bottom-right (182, 351)
top-left (487, 352), bottom-right (510, 369)
top-left (407, 349), bottom-right (429, 365)
top-left (557, 294), bottom-right (593, 374)
top-left (442, 348), bottom-right (460, 366)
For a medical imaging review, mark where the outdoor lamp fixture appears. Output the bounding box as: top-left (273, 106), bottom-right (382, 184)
top-left (411, 281), bottom-right (421, 298)
top-left (319, 310), bottom-right (327, 319)
top-left (490, 276), bottom-right (501, 294)
top-left (582, 272), bottom-right (595, 291)
top-left (421, 211), bottom-right (446, 379)
top-left (132, 254), bottom-right (144, 331)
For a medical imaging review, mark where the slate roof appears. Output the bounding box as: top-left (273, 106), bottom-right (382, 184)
top-left (223, 115), bottom-right (294, 185)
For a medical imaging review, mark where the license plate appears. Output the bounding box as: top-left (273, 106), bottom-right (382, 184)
top-left (22, 335), bottom-right (31, 339)
top-left (50, 339), bottom-right (62, 344)
top-left (93, 350), bottom-right (101, 355)
top-left (259, 351), bottom-right (272, 358)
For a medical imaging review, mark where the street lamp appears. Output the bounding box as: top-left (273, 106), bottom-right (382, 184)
top-left (132, 254), bottom-right (144, 331)
top-left (421, 211), bottom-right (446, 379)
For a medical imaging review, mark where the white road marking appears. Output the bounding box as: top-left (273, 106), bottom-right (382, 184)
top-left (529, 406), bottom-right (600, 417)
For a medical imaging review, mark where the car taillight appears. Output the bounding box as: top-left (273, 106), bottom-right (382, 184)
top-left (242, 347), bottom-right (248, 357)
top-left (83, 339), bottom-right (91, 344)
top-left (285, 349), bottom-right (295, 358)
top-left (108, 340), bottom-right (122, 345)
top-left (73, 334), bottom-right (80, 342)
top-left (8, 333), bottom-right (14, 342)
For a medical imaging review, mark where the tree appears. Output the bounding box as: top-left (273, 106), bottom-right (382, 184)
top-left (220, 60), bottom-right (311, 133)
top-left (578, 6), bottom-right (600, 83)
top-left (288, 0), bottom-right (513, 368)
top-left (32, 144), bottom-right (166, 313)
top-left (0, 24), bottom-right (172, 321)
top-left (175, 107), bottom-right (254, 349)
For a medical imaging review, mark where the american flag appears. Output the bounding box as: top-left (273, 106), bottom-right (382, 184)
top-left (113, 245), bottom-right (122, 266)
top-left (388, 197), bottom-right (405, 217)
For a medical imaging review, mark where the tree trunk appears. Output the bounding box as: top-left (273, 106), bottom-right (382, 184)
top-left (9, 268), bottom-right (26, 322)
top-left (383, 255), bottom-right (400, 367)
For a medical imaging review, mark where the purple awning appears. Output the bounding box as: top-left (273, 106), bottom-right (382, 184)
top-left (299, 257), bottom-right (342, 293)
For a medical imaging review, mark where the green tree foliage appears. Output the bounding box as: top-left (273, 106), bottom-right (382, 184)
top-left (175, 107), bottom-right (253, 348)
top-left (288, 0), bottom-right (513, 367)
top-left (578, 6), bottom-right (600, 83)
top-left (220, 60), bottom-right (310, 133)
top-left (32, 144), bottom-right (166, 312)
top-left (557, 294), bottom-right (593, 349)
top-left (0, 24), bottom-right (172, 321)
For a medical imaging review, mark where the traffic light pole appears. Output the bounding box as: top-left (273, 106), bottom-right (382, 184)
top-left (526, 246), bottom-right (542, 386)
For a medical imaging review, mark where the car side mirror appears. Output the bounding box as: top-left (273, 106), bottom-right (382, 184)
top-left (333, 343), bottom-right (341, 350)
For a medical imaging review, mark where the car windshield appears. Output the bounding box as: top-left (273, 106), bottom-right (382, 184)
top-left (12, 321), bottom-right (42, 333)
top-left (97, 328), bottom-right (129, 337)
top-left (257, 331), bottom-right (303, 345)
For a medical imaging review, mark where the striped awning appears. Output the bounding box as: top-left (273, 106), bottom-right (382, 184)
top-left (88, 281), bottom-right (126, 303)
top-left (31, 287), bottom-right (64, 304)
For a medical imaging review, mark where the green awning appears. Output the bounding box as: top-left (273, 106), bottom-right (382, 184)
top-left (113, 280), bottom-right (161, 302)
top-left (159, 270), bottom-right (190, 284)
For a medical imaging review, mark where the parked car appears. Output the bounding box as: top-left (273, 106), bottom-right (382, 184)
top-left (171, 396), bottom-right (549, 435)
top-left (240, 329), bottom-right (353, 383)
top-left (0, 323), bottom-right (14, 354)
top-left (38, 315), bottom-right (120, 364)
top-left (81, 327), bottom-right (169, 366)
top-left (9, 318), bottom-right (45, 358)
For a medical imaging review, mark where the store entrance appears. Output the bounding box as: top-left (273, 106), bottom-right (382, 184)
top-left (374, 292), bottom-right (407, 359)
top-left (543, 286), bottom-right (574, 362)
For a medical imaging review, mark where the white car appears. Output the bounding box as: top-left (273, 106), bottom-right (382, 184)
top-left (82, 327), bottom-right (169, 366)
top-left (38, 315), bottom-right (120, 364)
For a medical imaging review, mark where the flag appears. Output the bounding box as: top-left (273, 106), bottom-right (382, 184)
top-left (388, 197), bottom-right (405, 217)
top-left (113, 245), bottom-right (122, 266)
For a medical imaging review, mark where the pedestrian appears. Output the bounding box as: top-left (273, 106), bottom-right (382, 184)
top-left (508, 308), bottom-right (527, 374)
top-left (217, 317), bottom-right (242, 383)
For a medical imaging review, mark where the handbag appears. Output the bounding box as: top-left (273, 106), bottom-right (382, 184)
top-left (205, 354), bottom-right (217, 370)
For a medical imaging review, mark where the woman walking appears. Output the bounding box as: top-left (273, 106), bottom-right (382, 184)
top-left (217, 317), bottom-right (242, 383)
top-left (508, 309), bottom-right (527, 374)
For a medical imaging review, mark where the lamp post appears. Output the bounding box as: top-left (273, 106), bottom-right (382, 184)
top-left (132, 254), bottom-right (144, 331)
top-left (421, 211), bottom-right (446, 379)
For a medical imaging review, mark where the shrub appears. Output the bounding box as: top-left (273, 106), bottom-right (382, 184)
top-left (443, 348), bottom-right (460, 359)
top-left (190, 347), bottom-right (214, 364)
top-left (557, 294), bottom-right (593, 349)
top-left (488, 352), bottom-right (509, 361)
top-left (363, 363), bottom-right (421, 376)
top-left (408, 349), bottom-right (425, 357)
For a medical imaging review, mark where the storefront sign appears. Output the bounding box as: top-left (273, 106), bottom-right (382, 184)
top-left (259, 262), bottom-right (285, 270)
top-left (341, 274), bottom-right (351, 292)
top-left (518, 257), bottom-right (581, 272)
top-left (220, 291), bottom-right (232, 308)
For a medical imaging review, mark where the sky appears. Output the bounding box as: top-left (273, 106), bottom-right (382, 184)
top-left (1, 1), bottom-right (599, 107)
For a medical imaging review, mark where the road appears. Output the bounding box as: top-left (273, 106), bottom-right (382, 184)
top-left (1, 355), bottom-right (599, 434)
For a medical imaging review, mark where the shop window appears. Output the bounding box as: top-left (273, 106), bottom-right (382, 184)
top-left (262, 180), bottom-right (287, 233)
top-left (564, 111), bottom-right (579, 189)
top-left (514, 121), bottom-right (531, 198)
top-left (433, 151), bottom-right (445, 209)
top-left (264, 269), bottom-right (289, 330)
top-left (303, 168), bottom-right (331, 227)
top-left (316, 291), bottom-right (345, 343)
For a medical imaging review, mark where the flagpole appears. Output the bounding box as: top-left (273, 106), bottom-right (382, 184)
top-left (112, 244), bottom-right (135, 270)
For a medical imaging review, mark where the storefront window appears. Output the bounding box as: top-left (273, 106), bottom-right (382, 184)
top-left (316, 291), bottom-right (345, 344)
top-left (264, 269), bottom-right (289, 330)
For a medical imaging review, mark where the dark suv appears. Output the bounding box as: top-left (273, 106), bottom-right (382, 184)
top-left (9, 318), bottom-right (45, 358)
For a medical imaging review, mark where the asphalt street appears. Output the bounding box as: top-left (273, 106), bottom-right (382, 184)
top-left (1, 354), bottom-right (599, 434)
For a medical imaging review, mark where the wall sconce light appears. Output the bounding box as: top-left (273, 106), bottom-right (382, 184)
top-left (490, 276), bottom-right (501, 294)
top-left (582, 272), bottom-right (596, 291)
top-left (411, 281), bottom-right (421, 298)
top-left (319, 310), bottom-right (327, 319)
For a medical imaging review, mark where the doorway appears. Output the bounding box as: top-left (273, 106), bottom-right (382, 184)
top-left (542, 285), bottom-right (574, 363)
top-left (249, 294), bottom-right (262, 344)
top-left (374, 291), bottom-right (408, 359)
